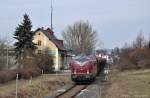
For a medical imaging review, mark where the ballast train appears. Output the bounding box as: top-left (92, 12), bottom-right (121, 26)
top-left (69, 55), bottom-right (106, 83)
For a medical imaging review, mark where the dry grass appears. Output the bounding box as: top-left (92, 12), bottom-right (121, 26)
top-left (0, 74), bottom-right (72, 98)
top-left (104, 69), bottom-right (150, 98)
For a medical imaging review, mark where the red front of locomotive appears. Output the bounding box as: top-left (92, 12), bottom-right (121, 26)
top-left (70, 56), bottom-right (97, 82)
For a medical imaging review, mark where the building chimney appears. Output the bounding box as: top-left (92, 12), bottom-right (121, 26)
top-left (57, 40), bottom-right (64, 46)
top-left (46, 28), bottom-right (54, 35)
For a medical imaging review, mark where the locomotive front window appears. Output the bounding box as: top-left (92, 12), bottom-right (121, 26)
top-left (76, 58), bottom-right (87, 63)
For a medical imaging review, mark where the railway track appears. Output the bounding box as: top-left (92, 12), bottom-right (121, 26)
top-left (55, 84), bottom-right (87, 98)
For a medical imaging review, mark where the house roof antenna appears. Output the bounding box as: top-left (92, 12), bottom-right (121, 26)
top-left (51, 0), bottom-right (53, 31)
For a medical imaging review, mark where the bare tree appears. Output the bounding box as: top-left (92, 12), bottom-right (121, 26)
top-left (62, 21), bottom-right (97, 55)
top-left (0, 38), bottom-right (7, 69)
top-left (36, 47), bottom-right (54, 73)
top-left (132, 32), bottom-right (145, 49)
top-left (148, 33), bottom-right (150, 48)
top-left (0, 37), bottom-right (15, 69)
top-left (113, 47), bottom-right (120, 54)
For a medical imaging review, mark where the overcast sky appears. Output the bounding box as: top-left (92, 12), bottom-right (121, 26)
top-left (0, 0), bottom-right (150, 49)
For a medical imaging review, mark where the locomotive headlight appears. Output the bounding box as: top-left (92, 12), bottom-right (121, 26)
top-left (74, 70), bottom-right (76, 74)
top-left (87, 70), bottom-right (89, 74)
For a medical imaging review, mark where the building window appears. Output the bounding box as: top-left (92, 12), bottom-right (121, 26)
top-left (37, 40), bottom-right (41, 46)
top-left (38, 50), bottom-right (42, 54)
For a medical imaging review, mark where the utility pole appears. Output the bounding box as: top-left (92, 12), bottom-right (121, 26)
top-left (51, 0), bottom-right (53, 30)
top-left (6, 44), bottom-right (8, 68)
top-left (6, 37), bottom-right (9, 68)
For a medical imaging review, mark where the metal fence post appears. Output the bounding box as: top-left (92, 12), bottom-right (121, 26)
top-left (16, 73), bottom-right (18, 98)
top-left (29, 76), bottom-right (32, 86)
top-left (99, 85), bottom-right (101, 98)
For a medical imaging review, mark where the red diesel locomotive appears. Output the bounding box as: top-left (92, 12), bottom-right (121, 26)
top-left (70, 55), bottom-right (98, 82)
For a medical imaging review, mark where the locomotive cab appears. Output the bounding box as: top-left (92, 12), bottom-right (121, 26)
top-left (70, 56), bottom-right (97, 83)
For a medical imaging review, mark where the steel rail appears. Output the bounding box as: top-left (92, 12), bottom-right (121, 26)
top-left (55, 85), bottom-right (87, 98)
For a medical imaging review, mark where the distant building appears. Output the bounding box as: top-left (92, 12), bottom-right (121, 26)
top-left (96, 49), bottom-right (114, 64)
top-left (33, 27), bottom-right (72, 71)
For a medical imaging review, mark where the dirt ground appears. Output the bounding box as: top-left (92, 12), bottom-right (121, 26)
top-left (102, 69), bottom-right (150, 98)
top-left (0, 74), bottom-right (72, 98)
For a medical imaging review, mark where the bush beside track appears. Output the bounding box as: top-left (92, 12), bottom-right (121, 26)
top-left (0, 68), bottom-right (41, 83)
top-left (114, 48), bottom-right (150, 71)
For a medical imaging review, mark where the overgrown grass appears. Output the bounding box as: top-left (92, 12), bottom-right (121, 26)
top-left (104, 69), bottom-right (150, 98)
top-left (0, 74), bottom-right (71, 98)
